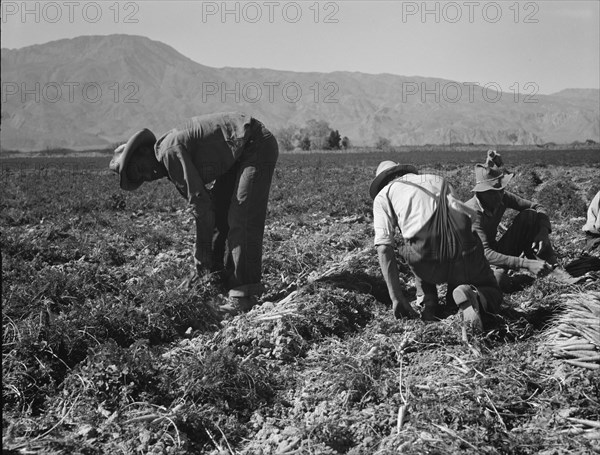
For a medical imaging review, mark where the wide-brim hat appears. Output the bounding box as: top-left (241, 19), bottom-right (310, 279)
top-left (109, 128), bottom-right (156, 191)
top-left (370, 161), bottom-right (418, 199)
top-left (472, 164), bottom-right (514, 192)
top-left (471, 149), bottom-right (514, 192)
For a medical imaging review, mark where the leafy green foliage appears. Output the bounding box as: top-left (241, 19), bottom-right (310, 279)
top-left (2, 150), bottom-right (599, 454)
top-left (535, 179), bottom-right (588, 218)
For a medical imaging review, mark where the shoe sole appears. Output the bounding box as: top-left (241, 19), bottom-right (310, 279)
top-left (453, 285), bottom-right (483, 333)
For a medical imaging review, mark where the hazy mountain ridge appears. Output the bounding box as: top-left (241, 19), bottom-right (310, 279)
top-left (1, 34), bottom-right (598, 151)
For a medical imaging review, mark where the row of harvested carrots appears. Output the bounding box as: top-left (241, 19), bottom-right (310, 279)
top-left (550, 335), bottom-right (599, 370)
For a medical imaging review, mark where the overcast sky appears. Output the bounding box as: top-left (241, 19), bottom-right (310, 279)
top-left (1, 1), bottom-right (598, 94)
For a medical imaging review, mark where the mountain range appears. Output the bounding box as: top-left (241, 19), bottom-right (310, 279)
top-left (1, 34), bottom-right (598, 151)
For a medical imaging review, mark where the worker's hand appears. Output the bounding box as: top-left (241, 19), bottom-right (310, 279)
top-left (523, 258), bottom-right (553, 277)
top-left (392, 296), bottom-right (419, 319)
top-left (179, 264), bottom-right (212, 290)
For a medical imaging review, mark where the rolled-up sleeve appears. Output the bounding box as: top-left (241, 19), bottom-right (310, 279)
top-left (373, 196), bottom-right (396, 247)
top-left (471, 211), bottom-right (523, 269)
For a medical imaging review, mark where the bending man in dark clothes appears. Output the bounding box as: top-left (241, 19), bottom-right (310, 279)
top-left (110, 112), bottom-right (279, 313)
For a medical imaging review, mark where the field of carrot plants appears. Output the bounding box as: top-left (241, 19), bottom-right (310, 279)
top-left (2, 148), bottom-right (600, 454)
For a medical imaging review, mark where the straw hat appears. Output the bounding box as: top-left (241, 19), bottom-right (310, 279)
top-left (369, 161), bottom-right (418, 199)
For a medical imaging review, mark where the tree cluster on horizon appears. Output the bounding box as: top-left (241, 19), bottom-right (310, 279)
top-left (274, 120), bottom-right (350, 151)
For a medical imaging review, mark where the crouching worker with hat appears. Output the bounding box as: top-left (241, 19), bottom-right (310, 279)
top-left (371, 161), bottom-right (503, 331)
top-left (464, 150), bottom-right (558, 291)
top-left (110, 112), bottom-right (279, 313)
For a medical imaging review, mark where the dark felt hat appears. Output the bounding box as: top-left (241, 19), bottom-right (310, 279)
top-left (109, 129), bottom-right (156, 191)
top-left (370, 161), bottom-right (418, 199)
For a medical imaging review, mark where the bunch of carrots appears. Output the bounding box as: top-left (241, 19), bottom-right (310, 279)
top-left (546, 292), bottom-right (600, 370)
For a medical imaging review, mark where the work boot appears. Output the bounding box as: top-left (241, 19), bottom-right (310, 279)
top-left (234, 296), bottom-right (258, 312)
top-left (217, 296), bottom-right (258, 316)
top-left (452, 285), bottom-right (483, 333)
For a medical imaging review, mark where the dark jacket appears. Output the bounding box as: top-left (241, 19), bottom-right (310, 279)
top-left (464, 191), bottom-right (551, 268)
top-left (153, 112), bottom-right (269, 265)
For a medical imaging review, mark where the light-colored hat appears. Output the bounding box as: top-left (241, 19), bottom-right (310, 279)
top-left (369, 161), bottom-right (418, 199)
top-left (109, 129), bottom-right (156, 191)
top-left (472, 150), bottom-right (514, 192)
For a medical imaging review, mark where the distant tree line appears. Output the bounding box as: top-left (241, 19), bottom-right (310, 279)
top-left (274, 125), bottom-right (599, 152)
top-left (274, 119), bottom-right (350, 151)
top-left (373, 137), bottom-right (599, 150)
